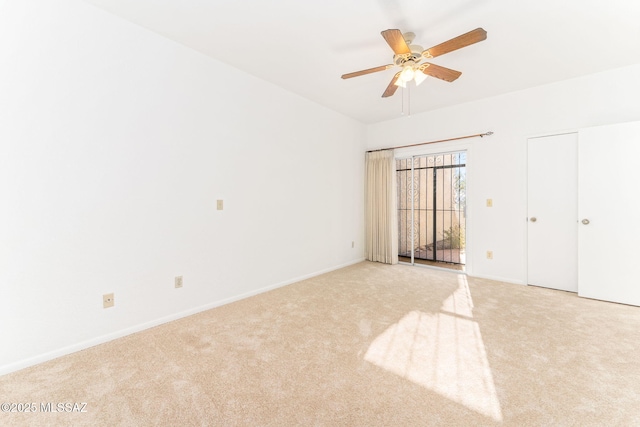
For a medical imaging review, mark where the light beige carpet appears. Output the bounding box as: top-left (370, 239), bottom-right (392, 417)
top-left (2, 261), bottom-right (640, 426)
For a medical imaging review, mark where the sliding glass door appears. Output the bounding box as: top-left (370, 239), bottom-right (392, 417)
top-left (397, 152), bottom-right (466, 268)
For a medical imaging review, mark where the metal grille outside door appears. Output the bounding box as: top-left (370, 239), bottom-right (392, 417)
top-left (397, 152), bottom-right (466, 266)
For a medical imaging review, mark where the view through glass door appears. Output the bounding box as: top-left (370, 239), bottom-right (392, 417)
top-left (397, 151), bottom-right (466, 270)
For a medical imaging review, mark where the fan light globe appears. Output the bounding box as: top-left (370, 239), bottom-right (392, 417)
top-left (414, 70), bottom-right (428, 86)
top-left (400, 66), bottom-right (415, 82)
top-left (394, 78), bottom-right (407, 88)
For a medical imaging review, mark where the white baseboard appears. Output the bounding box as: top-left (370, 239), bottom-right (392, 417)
top-left (467, 273), bottom-right (524, 285)
top-left (0, 258), bottom-right (365, 376)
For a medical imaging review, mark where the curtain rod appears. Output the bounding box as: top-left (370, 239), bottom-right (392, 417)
top-left (366, 131), bottom-right (494, 153)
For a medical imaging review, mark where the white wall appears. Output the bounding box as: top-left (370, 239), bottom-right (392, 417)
top-left (366, 64), bottom-right (640, 283)
top-left (0, 1), bottom-right (365, 374)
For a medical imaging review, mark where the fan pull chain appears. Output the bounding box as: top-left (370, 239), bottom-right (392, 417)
top-left (408, 84), bottom-right (411, 117)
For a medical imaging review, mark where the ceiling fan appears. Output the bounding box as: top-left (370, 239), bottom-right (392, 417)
top-left (341, 28), bottom-right (487, 97)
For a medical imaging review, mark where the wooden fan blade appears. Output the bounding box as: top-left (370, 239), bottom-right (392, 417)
top-left (341, 64), bottom-right (393, 79)
top-left (420, 63), bottom-right (462, 82)
top-left (382, 72), bottom-right (401, 98)
top-left (422, 28), bottom-right (487, 59)
top-left (381, 29), bottom-right (411, 55)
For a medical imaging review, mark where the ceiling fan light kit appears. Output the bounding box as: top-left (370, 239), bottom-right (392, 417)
top-left (341, 27), bottom-right (487, 98)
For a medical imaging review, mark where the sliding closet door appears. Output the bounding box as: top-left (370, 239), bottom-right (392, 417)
top-left (527, 133), bottom-right (578, 292)
top-left (578, 121), bottom-right (640, 306)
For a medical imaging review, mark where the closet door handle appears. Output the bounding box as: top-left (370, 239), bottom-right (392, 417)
top-left (582, 218), bottom-right (590, 225)
top-left (530, 217), bottom-right (537, 222)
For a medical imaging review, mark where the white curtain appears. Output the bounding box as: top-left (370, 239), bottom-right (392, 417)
top-left (365, 150), bottom-right (398, 264)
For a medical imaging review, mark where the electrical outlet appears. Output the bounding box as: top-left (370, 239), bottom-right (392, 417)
top-left (103, 293), bottom-right (114, 309)
top-left (216, 199), bottom-right (223, 210)
top-left (486, 199), bottom-right (493, 207)
top-left (175, 276), bottom-right (183, 288)
top-left (486, 251), bottom-right (493, 260)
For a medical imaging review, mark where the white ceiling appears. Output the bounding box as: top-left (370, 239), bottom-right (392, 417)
top-left (84, 0), bottom-right (640, 124)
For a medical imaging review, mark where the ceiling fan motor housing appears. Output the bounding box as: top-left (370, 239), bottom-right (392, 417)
top-left (393, 52), bottom-right (422, 66)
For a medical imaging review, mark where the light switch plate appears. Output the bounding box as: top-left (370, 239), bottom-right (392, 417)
top-left (216, 199), bottom-right (223, 210)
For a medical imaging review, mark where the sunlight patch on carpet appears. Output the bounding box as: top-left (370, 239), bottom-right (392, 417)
top-left (364, 275), bottom-right (503, 422)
